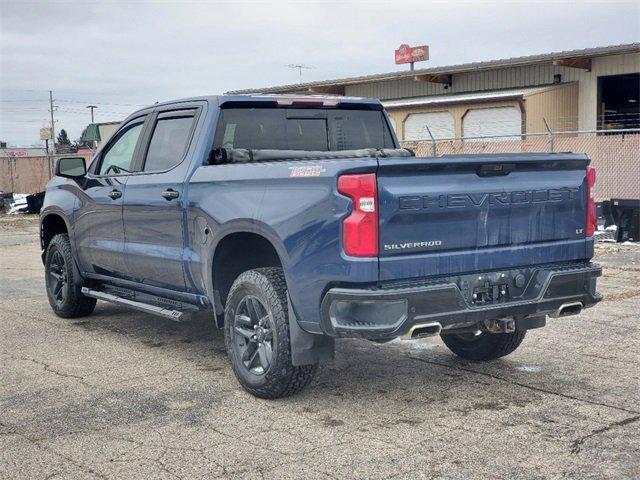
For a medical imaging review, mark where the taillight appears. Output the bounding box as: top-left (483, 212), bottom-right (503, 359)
top-left (585, 166), bottom-right (596, 237)
top-left (337, 173), bottom-right (378, 257)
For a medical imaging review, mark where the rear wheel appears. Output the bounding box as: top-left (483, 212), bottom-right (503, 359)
top-left (45, 234), bottom-right (96, 318)
top-left (441, 330), bottom-right (526, 361)
top-left (224, 268), bottom-right (317, 399)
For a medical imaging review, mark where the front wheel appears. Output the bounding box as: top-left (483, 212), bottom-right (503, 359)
top-left (224, 268), bottom-right (317, 399)
top-left (44, 234), bottom-right (96, 318)
top-left (441, 330), bottom-right (526, 361)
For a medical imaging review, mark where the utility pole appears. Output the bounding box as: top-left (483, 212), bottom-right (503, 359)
top-left (49, 90), bottom-right (56, 154)
top-left (86, 105), bottom-right (97, 123)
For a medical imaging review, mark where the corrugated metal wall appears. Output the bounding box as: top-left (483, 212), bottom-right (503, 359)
top-left (524, 82), bottom-right (579, 132)
top-left (0, 154), bottom-right (92, 194)
top-left (346, 64), bottom-right (565, 99)
top-left (0, 156), bottom-right (54, 193)
top-left (345, 53), bottom-right (639, 131)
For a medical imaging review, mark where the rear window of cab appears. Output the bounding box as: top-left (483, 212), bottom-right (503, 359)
top-left (214, 107), bottom-right (395, 151)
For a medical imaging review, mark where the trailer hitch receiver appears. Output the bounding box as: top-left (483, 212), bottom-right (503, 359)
top-left (484, 317), bottom-right (516, 333)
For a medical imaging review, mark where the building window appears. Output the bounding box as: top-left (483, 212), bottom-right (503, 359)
top-left (597, 73), bottom-right (640, 130)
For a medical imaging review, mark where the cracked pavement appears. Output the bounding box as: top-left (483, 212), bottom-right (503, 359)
top-left (1, 215), bottom-right (639, 479)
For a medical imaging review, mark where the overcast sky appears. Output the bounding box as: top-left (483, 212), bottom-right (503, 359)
top-left (1, 0), bottom-right (638, 146)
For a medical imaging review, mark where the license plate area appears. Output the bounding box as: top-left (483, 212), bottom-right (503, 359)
top-left (471, 280), bottom-right (510, 305)
top-left (458, 268), bottom-right (537, 307)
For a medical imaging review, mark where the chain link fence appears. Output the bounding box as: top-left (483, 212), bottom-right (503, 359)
top-left (401, 129), bottom-right (640, 202)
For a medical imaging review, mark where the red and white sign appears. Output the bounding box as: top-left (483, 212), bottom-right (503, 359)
top-left (395, 44), bottom-right (429, 65)
top-left (6, 149), bottom-right (29, 157)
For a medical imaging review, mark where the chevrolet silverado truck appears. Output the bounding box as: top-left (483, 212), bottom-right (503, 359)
top-left (40, 95), bottom-right (602, 398)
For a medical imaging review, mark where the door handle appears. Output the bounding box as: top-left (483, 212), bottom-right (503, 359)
top-left (161, 189), bottom-right (180, 200)
top-left (108, 189), bottom-right (122, 200)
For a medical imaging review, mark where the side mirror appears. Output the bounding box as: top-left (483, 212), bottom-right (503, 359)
top-left (55, 157), bottom-right (87, 179)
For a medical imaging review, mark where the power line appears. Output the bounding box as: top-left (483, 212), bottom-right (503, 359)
top-left (0, 107), bottom-right (49, 112)
top-left (0, 99), bottom-right (49, 103)
top-left (56, 99), bottom-right (148, 107)
top-left (55, 108), bottom-right (130, 115)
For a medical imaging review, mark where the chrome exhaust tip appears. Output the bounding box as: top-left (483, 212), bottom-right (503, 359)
top-left (550, 301), bottom-right (583, 318)
top-left (402, 322), bottom-right (442, 340)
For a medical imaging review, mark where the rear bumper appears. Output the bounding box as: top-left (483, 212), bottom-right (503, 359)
top-left (320, 261), bottom-right (602, 339)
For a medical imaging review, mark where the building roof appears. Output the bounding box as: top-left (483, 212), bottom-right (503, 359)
top-left (381, 85), bottom-right (561, 109)
top-left (81, 124), bottom-right (101, 142)
top-left (80, 122), bottom-right (121, 142)
top-left (228, 43), bottom-right (640, 95)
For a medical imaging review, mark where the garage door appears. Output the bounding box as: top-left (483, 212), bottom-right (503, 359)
top-left (403, 111), bottom-right (454, 141)
top-left (463, 107), bottom-right (522, 140)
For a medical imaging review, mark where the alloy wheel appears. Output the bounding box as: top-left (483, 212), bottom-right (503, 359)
top-left (232, 295), bottom-right (274, 375)
top-left (48, 250), bottom-right (68, 307)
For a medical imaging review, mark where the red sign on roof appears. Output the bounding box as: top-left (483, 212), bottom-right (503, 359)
top-left (395, 44), bottom-right (429, 65)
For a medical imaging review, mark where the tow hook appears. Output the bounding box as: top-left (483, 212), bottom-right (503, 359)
top-left (484, 317), bottom-right (516, 333)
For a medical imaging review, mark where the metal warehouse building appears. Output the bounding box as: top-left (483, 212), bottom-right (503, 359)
top-left (231, 43), bottom-right (640, 241)
top-left (231, 43), bottom-right (639, 142)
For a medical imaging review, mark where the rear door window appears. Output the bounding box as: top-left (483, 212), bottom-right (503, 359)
top-left (143, 111), bottom-right (196, 172)
top-left (214, 107), bottom-right (394, 151)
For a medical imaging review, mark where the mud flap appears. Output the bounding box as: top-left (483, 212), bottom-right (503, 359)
top-left (287, 294), bottom-right (334, 366)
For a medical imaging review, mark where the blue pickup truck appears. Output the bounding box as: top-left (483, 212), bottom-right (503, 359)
top-left (40, 95), bottom-right (602, 398)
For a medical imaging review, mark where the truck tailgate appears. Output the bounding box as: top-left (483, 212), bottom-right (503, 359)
top-left (377, 153), bottom-right (592, 281)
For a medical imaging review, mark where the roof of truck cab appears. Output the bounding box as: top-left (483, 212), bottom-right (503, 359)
top-left (149, 94), bottom-right (383, 108)
top-left (121, 95), bottom-right (384, 125)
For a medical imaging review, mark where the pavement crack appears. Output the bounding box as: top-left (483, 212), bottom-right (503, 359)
top-left (407, 354), bottom-right (640, 415)
top-left (100, 364), bottom-right (181, 387)
top-left (570, 415), bottom-right (640, 454)
top-left (13, 355), bottom-right (92, 387)
top-left (0, 419), bottom-right (108, 479)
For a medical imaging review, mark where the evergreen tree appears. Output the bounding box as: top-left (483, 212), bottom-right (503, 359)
top-left (56, 129), bottom-right (75, 153)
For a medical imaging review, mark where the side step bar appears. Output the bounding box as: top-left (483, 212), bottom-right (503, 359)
top-left (81, 287), bottom-right (186, 321)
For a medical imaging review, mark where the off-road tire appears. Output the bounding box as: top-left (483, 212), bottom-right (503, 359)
top-left (441, 330), bottom-right (526, 361)
top-left (45, 234), bottom-right (96, 318)
top-left (224, 268), bottom-right (317, 399)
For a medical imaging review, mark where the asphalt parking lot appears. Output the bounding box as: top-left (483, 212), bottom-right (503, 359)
top-left (1, 215), bottom-right (639, 480)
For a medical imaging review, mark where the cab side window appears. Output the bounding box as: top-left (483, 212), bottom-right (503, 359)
top-left (143, 112), bottom-right (196, 172)
top-left (98, 121), bottom-right (144, 175)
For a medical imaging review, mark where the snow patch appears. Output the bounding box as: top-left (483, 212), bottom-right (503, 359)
top-left (516, 365), bottom-right (543, 373)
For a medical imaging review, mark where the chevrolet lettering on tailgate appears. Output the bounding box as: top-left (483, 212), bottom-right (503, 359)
top-left (399, 188), bottom-right (580, 210)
